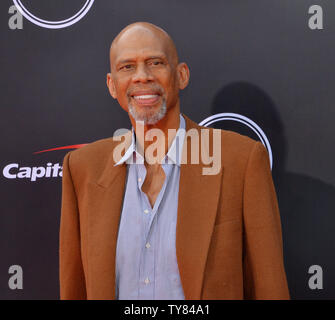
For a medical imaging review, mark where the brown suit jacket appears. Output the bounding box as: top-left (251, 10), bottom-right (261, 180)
top-left (59, 114), bottom-right (290, 300)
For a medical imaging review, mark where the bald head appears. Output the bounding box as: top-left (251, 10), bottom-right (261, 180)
top-left (109, 22), bottom-right (179, 69)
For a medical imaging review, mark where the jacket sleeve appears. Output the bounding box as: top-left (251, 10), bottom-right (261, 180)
top-left (59, 151), bottom-right (87, 299)
top-left (242, 142), bottom-right (290, 299)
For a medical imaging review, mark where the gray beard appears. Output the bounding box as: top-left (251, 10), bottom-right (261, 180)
top-left (128, 100), bottom-right (167, 125)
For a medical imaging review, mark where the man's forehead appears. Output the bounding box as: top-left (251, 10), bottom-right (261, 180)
top-left (113, 47), bottom-right (168, 64)
top-left (111, 48), bottom-right (172, 69)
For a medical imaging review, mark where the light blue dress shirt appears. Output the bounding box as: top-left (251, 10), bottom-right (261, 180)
top-left (114, 114), bottom-right (186, 300)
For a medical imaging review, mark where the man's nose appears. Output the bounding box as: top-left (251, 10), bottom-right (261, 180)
top-left (132, 64), bottom-right (153, 83)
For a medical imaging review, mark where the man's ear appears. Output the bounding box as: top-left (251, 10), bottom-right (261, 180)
top-left (106, 73), bottom-right (117, 98)
top-left (177, 62), bottom-right (190, 90)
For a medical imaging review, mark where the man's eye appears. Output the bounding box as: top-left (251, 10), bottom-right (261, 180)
top-left (150, 61), bottom-right (163, 66)
top-left (120, 65), bottom-right (133, 70)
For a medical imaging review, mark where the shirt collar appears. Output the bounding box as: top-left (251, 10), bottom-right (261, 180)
top-left (114, 114), bottom-right (186, 167)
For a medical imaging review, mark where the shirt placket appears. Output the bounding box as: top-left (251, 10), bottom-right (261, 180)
top-left (136, 161), bottom-right (172, 299)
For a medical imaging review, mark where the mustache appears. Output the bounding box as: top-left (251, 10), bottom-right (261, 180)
top-left (127, 85), bottom-right (164, 96)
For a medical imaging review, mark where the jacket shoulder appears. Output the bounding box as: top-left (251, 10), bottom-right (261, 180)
top-left (197, 123), bottom-right (257, 154)
top-left (69, 136), bottom-right (117, 161)
top-left (220, 129), bottom-right (257, 154)
top-left (219, 129), bottom-right (267, 176)
top-left (208, 127), bottom-right (259, 168)
top-left (194, 121), bottom-right (260, 172)
top-left (63, 131), bottom-right (130, 183)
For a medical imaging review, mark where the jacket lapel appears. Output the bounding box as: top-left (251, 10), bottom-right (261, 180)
top-left (86, 132), bottom-right (130, 299)
top-left (176, 115), bottom-right (223, 299)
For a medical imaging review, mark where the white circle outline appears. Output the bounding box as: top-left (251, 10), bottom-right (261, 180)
top-left (199, 113), bottom-right (273, 169)
top-left (12, 0), bottom-right (95, 29)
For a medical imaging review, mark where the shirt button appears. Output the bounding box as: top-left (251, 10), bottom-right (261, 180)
top-left (144, 277), bottom-right (150, 285)
top-left (138, 177), bottom-right (142, 182)
top-left (145, 242), bottom-right (151, 249)
top-left (144, 209), bottom-right (149, 214)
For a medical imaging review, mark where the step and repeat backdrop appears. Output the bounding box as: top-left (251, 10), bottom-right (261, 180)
top-left (1, 0), bottom-right (334, 299)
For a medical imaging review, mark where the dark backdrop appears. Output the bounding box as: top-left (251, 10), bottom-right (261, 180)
top-left (1, 0), bottom-right (334, 299)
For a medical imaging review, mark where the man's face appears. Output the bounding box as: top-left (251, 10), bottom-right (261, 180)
top-left (107, 28), bottom-right (184, 125)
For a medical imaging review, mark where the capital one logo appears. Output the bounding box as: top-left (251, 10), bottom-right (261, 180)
top-left (12, 0), bottom-right (95, 29)
top-left (2, 144), bottom-right (86, 182)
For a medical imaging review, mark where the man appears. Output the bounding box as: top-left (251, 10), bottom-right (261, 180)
top-left (59, 22), bottom-right (290, 299)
